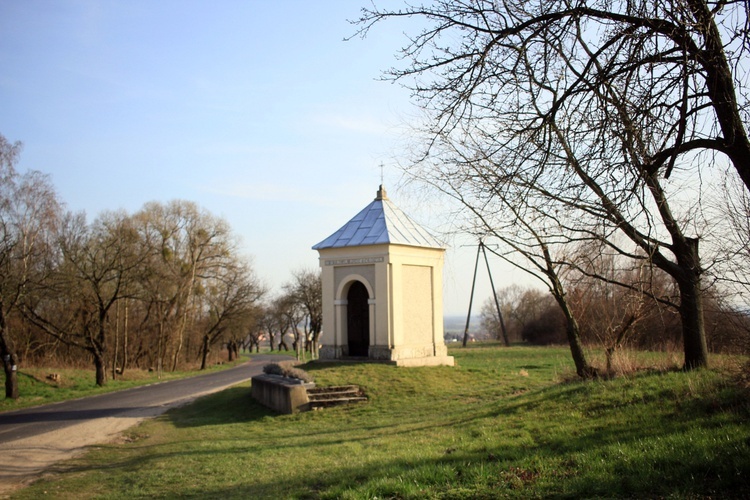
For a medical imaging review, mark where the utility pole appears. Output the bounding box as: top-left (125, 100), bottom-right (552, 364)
top-left (462, 240), bottom-right (510, 346)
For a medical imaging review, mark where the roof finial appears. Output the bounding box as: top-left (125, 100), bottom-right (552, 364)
top-left (376, 184), bottom-right (388, 200)
top-left (376, 163), bottom-right (388, 200)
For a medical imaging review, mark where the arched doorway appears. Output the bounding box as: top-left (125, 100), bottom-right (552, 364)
top-left (346, 281), bottom-right (370, 357)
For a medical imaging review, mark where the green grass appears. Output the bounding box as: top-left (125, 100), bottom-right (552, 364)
top-left (13, 345), bottom-right (750, 499)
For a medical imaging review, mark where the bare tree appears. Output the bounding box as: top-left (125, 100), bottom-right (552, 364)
top-left (425, 173), bottom-right (599, 376)
top-left (258, 305), bottom-right (277, 352)
top-left (278, 291), bottom-right (306, 361)
top-left (197, 259), bottom-right (264, 370)
top-left (286, 269), bottom-right (322, 359)
top-left (227, 304), bottom-right (264, 360)
top-left (262, 293), bottom-right (302, 351)
top-left (356, 0), bottom-right (750, 190)
top-left (244, 311), bottom-right (266, 353)
top-left (354, 0), bottom-right (750, 370)
top-left (0, 134), bottom-right (62, 397)
top-left (24, 210), bottom-right (141, 386)
top-left (131, 200), bottom-right (239, 374)
top-left (565, 240), bottom-right (655, 373)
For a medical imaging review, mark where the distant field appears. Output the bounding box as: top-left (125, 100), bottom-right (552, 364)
top-left (12, 344), bottom-right (749, 499)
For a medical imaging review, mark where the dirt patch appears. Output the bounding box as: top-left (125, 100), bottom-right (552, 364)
top-left (0, 397), bottom-right (206, 496)
top-left (0, 416), bottom-right (145, 495)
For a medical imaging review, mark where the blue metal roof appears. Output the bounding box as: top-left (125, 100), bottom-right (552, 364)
top-left (312, 186), bottom-right (444, 250)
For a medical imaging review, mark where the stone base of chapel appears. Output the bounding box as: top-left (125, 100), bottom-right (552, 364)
top-left (319, 344), bottom-right (454, 367)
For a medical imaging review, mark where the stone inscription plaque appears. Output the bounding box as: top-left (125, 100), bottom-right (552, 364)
top-left (324, 257), bottom-right (384, 266)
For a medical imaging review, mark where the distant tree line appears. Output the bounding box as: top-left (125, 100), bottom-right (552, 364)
top-left (480, 244), bottom-right (750, 372)
top-left (0, 133), bottom-right (322, 398)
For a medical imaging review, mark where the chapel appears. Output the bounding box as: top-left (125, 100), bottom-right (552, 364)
top-left (312, 185), bottom-right (454, 366)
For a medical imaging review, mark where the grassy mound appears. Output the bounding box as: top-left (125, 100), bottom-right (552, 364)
top-left (16, 345), bottom-right (749, 499)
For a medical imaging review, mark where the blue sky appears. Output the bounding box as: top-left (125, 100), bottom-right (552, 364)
top-left (0, 1), bottom-right (532, 317)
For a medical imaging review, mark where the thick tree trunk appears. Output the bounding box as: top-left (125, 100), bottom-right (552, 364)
top-left (674, 238), bottom-right (709, 370)
top-left (93, 351), bottom-right (107, 387)
top-left (1, 347), bottom-right (19, 400)
top-left (0, 306), bottom-right (19, 399)
top-left (678, 277), bottom-right (708, 370)
top-left (3, 355), bottom-right (18, 400)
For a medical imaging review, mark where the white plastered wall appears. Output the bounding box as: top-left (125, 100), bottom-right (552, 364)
top-left (317, 243), bottom-right (451, 365)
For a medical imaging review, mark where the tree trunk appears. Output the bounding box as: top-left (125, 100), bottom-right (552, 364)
top-left (171, 333), bottom-right (183, 373)
top-left (227, 340), bottom-right (239, 362)
top-left (0, 306), bottom-right (19, 399)
top-left (112, 300), bottom-right (120, 380)
top-left (313, 333), bottom-right (319, 359)
top-left (545, 247), bottom-right (597, 379)
top-left (675, 239), bottom-right (709, 370)
top-left (93, 350), bottom-right (107, 387)
top-left (122, 300), bottom-right (129, 375)
top-left (559, 300), bottom-right (597, 379)
top-left (200, 335), bottom-right (210, 370)
top-left (3, 353), bottom-right (18, 400)
top-left (157, 319), bottom-right (165, 379)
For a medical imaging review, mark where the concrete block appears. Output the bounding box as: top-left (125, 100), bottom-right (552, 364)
top-left (251, 374), bottom-right (315, 414)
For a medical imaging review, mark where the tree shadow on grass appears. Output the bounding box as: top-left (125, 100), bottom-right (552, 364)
top-left (41, 414), bottom-right (749, 500)
top-left (166, 386), bottom-right (276, 427)
top-left (24, 369), bottom-right (749, 500)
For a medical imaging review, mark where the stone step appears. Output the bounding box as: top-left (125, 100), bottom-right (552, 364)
top-left (309, 396), bottom-right (368, 410)
top-left (308, 389), bottom-right (361, 401)
top-left (308, 392), bottom-right (361, 400)
top-left (306, 385), bottom-right (366, 409)
top-left (307, 385), bottom-right (360, 394)
top-left (308, 386), bottom-right (360, 397)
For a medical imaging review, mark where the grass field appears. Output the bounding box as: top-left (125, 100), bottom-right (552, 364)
top-left (12, 345), bottom-right (750, 499)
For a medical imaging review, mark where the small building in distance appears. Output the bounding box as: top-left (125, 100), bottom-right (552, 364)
top-left (312, 185), bottom-right (454, 367)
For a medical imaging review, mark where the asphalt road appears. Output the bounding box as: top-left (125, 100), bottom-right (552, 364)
top-left (0, 354), bottom-right (289, 444)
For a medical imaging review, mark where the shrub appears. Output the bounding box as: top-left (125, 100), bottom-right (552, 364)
top-left (262, 363), bottom-right (285, 376)
top-left (521, 308), bottom-right (567, 345)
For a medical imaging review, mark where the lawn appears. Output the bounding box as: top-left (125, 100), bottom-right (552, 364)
top-left (13, 345), bottom-right (749, 499)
